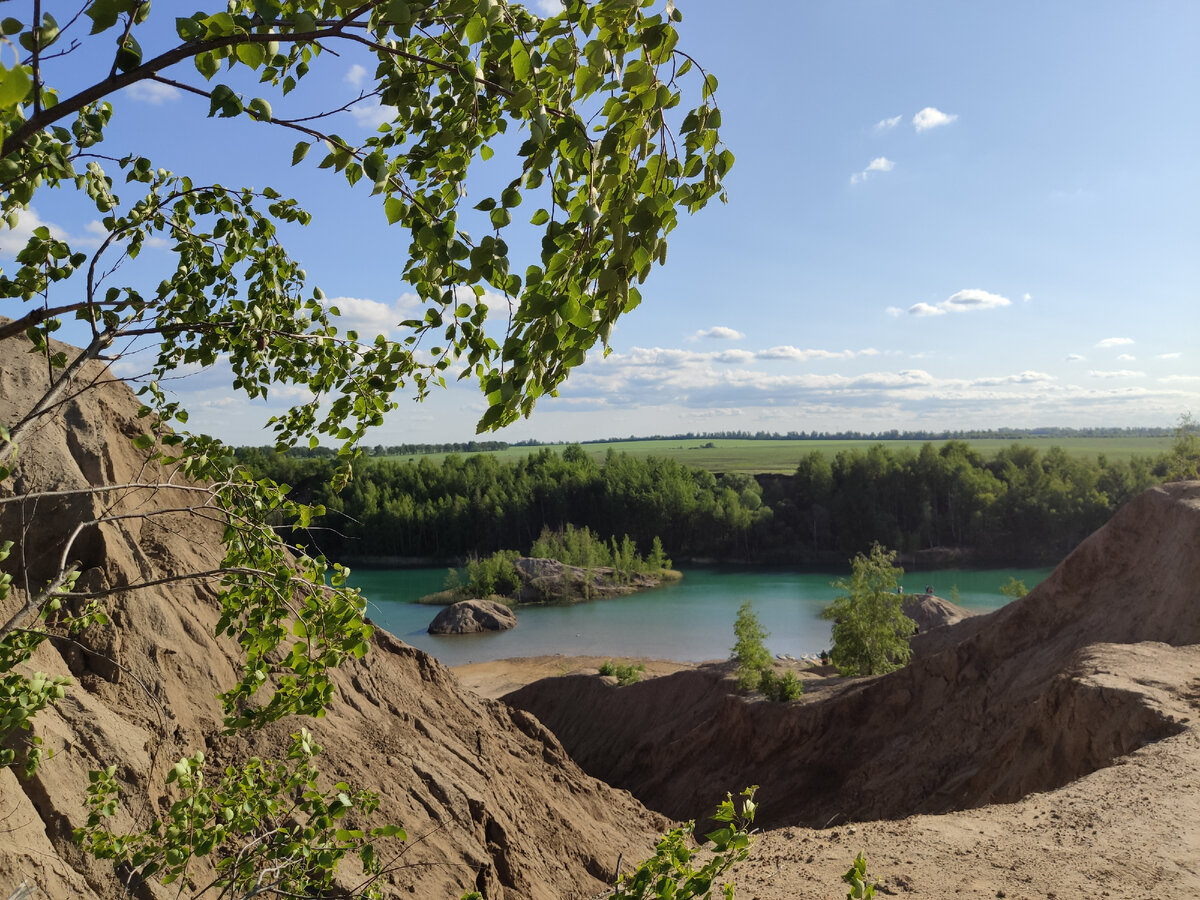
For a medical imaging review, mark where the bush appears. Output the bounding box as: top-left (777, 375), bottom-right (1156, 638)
top-left (465, 550), bottom-right (522, 598)
top-left (759, 669), bottom-right (802, 702)
top-left (599, 660), bottom-right (644, 686)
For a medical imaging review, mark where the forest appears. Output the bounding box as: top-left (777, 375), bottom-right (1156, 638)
top-left (236, 439), bottom-right (1170, 566)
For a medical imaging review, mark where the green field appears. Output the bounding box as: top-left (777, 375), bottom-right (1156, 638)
top-left (381, 436), bottom-right (1171, 475)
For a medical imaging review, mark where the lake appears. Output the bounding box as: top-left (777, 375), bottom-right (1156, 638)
top-left (348, 565), bottom-right (1052, 667)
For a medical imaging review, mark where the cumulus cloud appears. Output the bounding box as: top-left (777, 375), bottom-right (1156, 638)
top-left (1156, 352), bottom-right (1182, 359)
top-left (906, 289), bottom-right (1011, 317)
top-left (125, 80), bottom-right (181, 105)
top-left (1160, 375), bottom-right (1200, 383)
top-left (850, 156), bottom-right (895, 185)
top-left (1117, 354), bottom-right (1136, 362)
top-left (345, 64), bottom-right (368, 87)
top-left (874, 115), bottom-right (902, 132)
top-left (885, 306), bottom-right (904, 317)
top-left (1095, 337), bottom-right (1134, 349)
top-left (1088, 369), bottom-right (1145, 379)
top-left (1023, 293), bottom-right (1032, 302)
top-left (913, 107), bottom-right (958, 131)
top-left (1066, 353), bottom-right (1086, 362)
top-left (694, 326), bottom-right (744, 340)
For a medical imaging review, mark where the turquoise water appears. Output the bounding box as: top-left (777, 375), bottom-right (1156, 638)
top-left (348, 565), bottom-right (1052, 667)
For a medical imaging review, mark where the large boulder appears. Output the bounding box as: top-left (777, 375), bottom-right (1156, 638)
top-left (429, 598), bottom-right (518, 634)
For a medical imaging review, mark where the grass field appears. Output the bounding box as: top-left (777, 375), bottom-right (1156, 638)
top-left (380, 436), bottom-right (1171, 475)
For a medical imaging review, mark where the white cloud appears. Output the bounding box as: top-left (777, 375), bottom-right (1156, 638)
top-left (351, 103), bottom-right (392, 130)
top-left (694, 326), bottom-right (744, 340)
top-left (1088, 369), bottom-right (1145, 379)
top-left (0, 207), bottom-right (91, 255)
top-left (1156, 352), bottom-right (1182, 359)
top-left (1160, 375), bottom-right (1200, 383)
top-left (971, 371), bottom-right (1055, 386)
top-left (906, 289), bottom-right (1011, 317)
top-left (886, 306), bottom-right (904, 317)
top-left (124, 81), bottom-right (181, 105)
top-left (850, 156), bottom-right (895, 184)
top-left (345, 64), bottom-right (368, 87)
top-left (913, 107), bottom-right (958, 131)
top-left (1117, 354), bottom-right (1136, 362)
top-left (1066, 353), bottom-right (1086, 362)
top-left (1023, 292), bottom-right (1032, 302)
top-left (874, 115), bottom-right (902, 132)
top-left (1095, 337), bottom-right (1134, 349)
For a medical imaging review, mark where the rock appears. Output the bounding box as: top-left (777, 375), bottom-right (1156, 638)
top-left (513, 556), bottom-right (664, 603)
top-left (428, 599), bottom-right (517, 634)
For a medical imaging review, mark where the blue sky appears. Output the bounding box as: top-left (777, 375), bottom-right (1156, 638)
top-left (6, 1), bottom-right (1197, 444)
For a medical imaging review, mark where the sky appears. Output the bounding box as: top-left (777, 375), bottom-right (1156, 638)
top-left (6, 1), bottom-right (1198, 445)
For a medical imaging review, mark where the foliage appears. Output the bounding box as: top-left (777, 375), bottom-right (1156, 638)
top-left (1166, 412), bottom-right (1200, 481)
top-left (598, 660), bottom-right (644, 685)
top-left (0, 0), bottom-right (729, 892)
top-left (758, 668), bottom-right (802, 702)
top-left (608, 787), bottom-right (757, 900)
top-left (731, 602), bottom-right (773, 691)
top-left (999, 577), bottom-right (1029, 600)
top-left (240, 434), bottom-right (1162, 567)
top-left (841, 852), bottom-right (877, 900)
top-left (822, 544), bottom-right (916, 677)
top-left (465, 549), bottom-right (522, 598)
top-left (76, 730), bottom-right (404, 898)
top-left (532, 523), bottom-right (669, 576)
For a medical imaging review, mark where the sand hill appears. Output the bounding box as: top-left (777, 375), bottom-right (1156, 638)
top-left (3, 327), bottom-right (1200, 899)
top-left (0, 333), bottom-right (665, 899)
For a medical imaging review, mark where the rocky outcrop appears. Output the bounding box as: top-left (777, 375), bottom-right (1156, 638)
top-left (507, 481), bottom-right (1200, 829)
top-left (0, 330), bottom-right (666, 898)
top-left (429, 599), bottom-right (518, 634)
top-left (513, 556), bottom-right (666, 603)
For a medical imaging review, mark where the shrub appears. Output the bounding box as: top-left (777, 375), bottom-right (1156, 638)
top-left (465, 550), bottom-right (521, 598)
top-left (759, 668), bottom-right (802, 702)
top-left (599, 660), bottom-right (644, 686)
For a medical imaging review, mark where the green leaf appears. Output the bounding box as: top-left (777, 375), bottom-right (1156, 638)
top-left (384, 197), bottom-right (403, 225)
top-left (247, 97), bottom-right (272, 121)
top-left (0, 65), bottom-right (32, 109)
top-left (292, 141), bottom-right (311, 165)
top-left (510, 38), bottom-right (532, 82)
top-left (236, 42), bottom-right (265, 69)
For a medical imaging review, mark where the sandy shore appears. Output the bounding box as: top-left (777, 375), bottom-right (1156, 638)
top-left (451, 654), bottom-right (701, 699)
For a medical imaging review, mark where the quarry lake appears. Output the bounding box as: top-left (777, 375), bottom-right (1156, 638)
top-left (349, 565), bottom-right (1053, 667)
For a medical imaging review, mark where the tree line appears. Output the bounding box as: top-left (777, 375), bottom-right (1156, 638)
top-left (237, 437), bottom-right (1174, 566)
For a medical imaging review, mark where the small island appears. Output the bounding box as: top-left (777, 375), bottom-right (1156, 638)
top-left (421, 525), bottom-right (680, 619)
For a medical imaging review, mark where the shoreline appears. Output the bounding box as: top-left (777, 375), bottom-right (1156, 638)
top-left (450, 654), bottom-right (701, 699)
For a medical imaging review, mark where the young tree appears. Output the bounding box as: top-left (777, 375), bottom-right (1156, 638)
top-left (0, 0), bottom-right (730, 893)
top-left (822, 544), bottom-right (916, 677)
top-left (1166, 412), bottom-right (1200, 481)
top-left (731, 600), bottom-right (772, 690)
